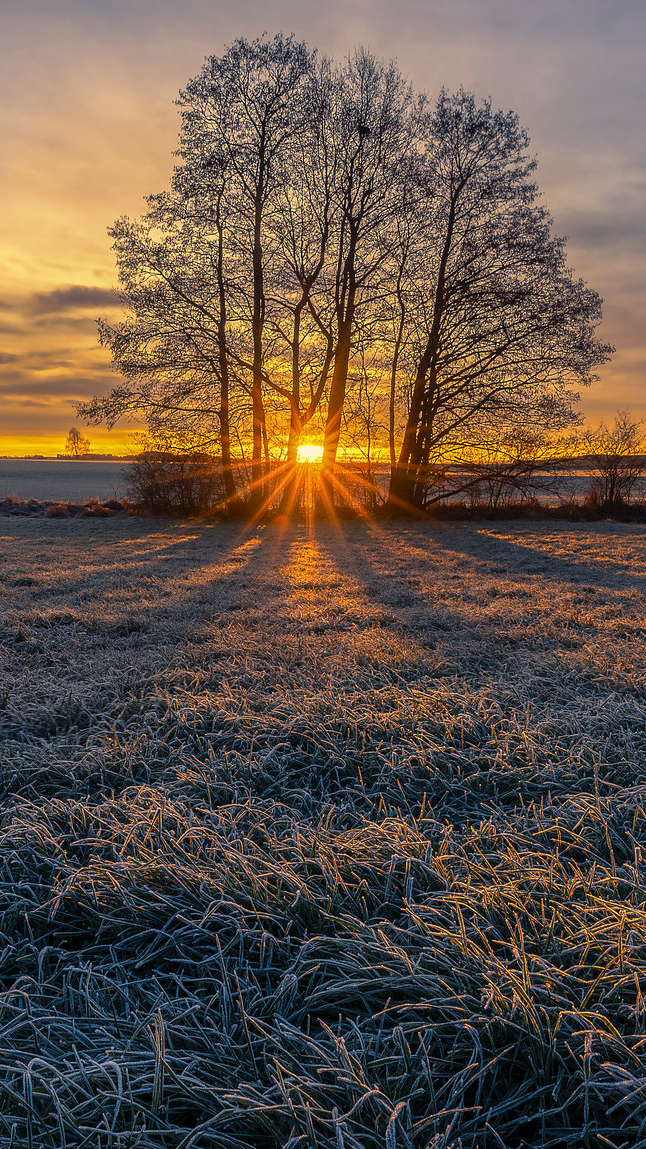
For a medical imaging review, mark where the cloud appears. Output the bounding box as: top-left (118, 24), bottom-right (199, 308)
top-left (33, 316), bottom-right (101, 331)
top-left (565, 218), bottom-right (646, 253)
top-left (27, 286), bottom-right (119, 315)
top-left (0, 370), bottom-right (112, 399)
top-left (18, 349), bottom-right (76, 370)
top-left (0, 353), bottom-right (18, 364)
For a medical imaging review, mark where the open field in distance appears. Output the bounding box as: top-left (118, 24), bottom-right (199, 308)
top-left (0, 459), bottom-right (128, 503)
top-left (2, 516), bottom-right (646, 1146)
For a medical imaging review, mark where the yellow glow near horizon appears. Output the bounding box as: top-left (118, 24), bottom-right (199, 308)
top-left (0, 430), bottom-right (135, 458)
top-left (297, 444), bottom-right (324, 463)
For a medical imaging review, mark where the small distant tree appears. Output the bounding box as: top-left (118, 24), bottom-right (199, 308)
top-left (581, 410), bottom-right (646, 512)
top-left (65, 427), bottom-right (90, 457)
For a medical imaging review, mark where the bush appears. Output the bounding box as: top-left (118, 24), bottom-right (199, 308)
top-left (125, 451), bottom-right (227, 515)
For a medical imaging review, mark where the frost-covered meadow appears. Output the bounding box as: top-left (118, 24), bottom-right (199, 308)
top-left (0, 459), bottom-right (128, 503)
top-left (2, 516), bottom-right (646, 1147)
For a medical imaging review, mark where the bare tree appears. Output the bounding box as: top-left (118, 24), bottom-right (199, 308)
top-left (80, 35), bottom-right (318, 512)
top-left (340, 333), bottom-right (390, 511)
top-left (65, 427), bottom-right (90, 457)
top-left (581, 410), bottom-right (646, 512)
top-left (178, 36), bottom-right (317, 507)
top-left (266, 62), bottom-right (338, 513)
top-left (125, 445), bottom-right (225, 515)
top-left (439, 429), bottom-right (563, 510)
top-left (319, 50), bottom-right (417, 509)
top-left (387, 91), bottom-right (612, 514)
top-left (77, 199), bottom-right (244, 505)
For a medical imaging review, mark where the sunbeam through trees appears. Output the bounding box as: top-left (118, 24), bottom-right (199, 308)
top-left (78, 34), bottom-right (611, 517)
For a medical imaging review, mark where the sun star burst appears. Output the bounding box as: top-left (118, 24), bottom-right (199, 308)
top-left (297, 444), bottom-right (324, 463)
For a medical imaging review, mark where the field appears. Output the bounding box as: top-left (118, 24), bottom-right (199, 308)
top-left (0, 460), bottom-right (128, 503)
top-left (1, 516), bottom-right (646, 1147)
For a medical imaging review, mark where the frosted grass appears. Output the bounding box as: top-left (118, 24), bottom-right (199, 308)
top-left (0, 459), bottom-right (127, 502)
top-left (1, 516), bottom-right (646, 1146)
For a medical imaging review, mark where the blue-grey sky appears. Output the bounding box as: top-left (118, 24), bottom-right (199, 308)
top-left (1, 0), bottom-right (644, 451)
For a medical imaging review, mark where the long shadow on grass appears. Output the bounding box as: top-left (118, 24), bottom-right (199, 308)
top-left (397, 520), bottom-right (646, 591)
top-left (25, 520), bottom-right (263, 607)
top-left (313, 520), bottom-right (471, 648)
top-left (0, 521), bottom-right (288, 784)
top-left (3, 517), bottom-right (638, 811)
top-left (73, 521), bottom-right (493, 819)
top-left (4, 520), bottom-right (275, 643)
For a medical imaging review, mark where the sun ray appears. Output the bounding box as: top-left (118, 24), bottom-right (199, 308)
top-left (242, 462), bottom-right (297, 532)
top-left (316, 468), bottom-right (343, 533)
top-left (326, 468), bottom-right (375, 524)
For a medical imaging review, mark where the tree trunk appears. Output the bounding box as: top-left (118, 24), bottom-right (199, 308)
top-left (386, 192), bottom-right (459, 514)
top-left (250, 146), bottom-right (267, 510)
top-left (279, 401), bottom-right (303, 516)
top-left (251, 243), bottom-right (265, 508)
top-left (387, 353), bottom-right (435, 513)
top-left (279, 296), bottom-right (305, 517)
top-left (320, 313), bottom-right (353, 513)
top-left (215, 200), bottom-right (241, 512)
top-left (218, 365), bottom-right (240, 511)
top-left (389, 264), bottom-right (407, 472)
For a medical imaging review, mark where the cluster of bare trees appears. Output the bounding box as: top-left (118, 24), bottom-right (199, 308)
top-left (79, 34), bottom-right (611, 515)
top-left (410, 411), bottom-right (646, 514)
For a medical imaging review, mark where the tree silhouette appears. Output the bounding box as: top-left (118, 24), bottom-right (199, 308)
top-left (78, 36), bottom-right (611, 518)
top-left (581, 410), bottom-right (646, 512)
top-left (65, 427), bottom-right (90, 457)
top-left (387, 90), bottom-right (612, 513)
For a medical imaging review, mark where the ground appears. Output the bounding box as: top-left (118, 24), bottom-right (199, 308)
top-left (1, 516), bottom-right (646, 1147)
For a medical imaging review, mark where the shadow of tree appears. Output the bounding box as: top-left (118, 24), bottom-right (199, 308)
top-left (394, 521), bottom-right (646, 592)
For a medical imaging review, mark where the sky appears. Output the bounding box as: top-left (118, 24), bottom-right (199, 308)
top-left (0, 0), bottom-right (644, 455)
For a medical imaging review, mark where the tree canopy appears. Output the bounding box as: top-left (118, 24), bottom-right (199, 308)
top-left (79, 33), bottom-right (612, 514)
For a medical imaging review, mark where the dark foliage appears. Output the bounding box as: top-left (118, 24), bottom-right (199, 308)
top-left (125, 451), bottom-right (227, 515)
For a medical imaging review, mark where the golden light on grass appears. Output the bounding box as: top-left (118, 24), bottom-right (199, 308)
top-left (297, 444), bottom-right (324, 463)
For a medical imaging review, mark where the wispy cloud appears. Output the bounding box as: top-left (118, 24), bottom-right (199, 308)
top-left (0, 368), bottom-right (113, 399)
top-left (27, 287), bottom-right (119, 315)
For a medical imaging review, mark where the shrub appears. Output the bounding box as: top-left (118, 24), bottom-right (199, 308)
top-left (125, 451), bottom-right (227, 515)
top-left (44, 502), bottom-right (69, 518)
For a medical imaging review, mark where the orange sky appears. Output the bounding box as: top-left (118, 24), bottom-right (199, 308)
top-left (1, 0), bottom-right (644, 456)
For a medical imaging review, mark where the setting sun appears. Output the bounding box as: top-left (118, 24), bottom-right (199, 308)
top-left (297, 444), bottom-right (324, 463)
